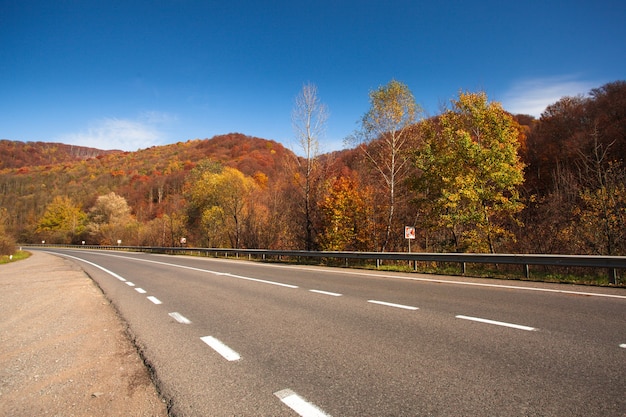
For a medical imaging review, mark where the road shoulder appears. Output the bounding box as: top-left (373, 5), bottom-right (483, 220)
top-left (0, 251), bottom-right (169, 417)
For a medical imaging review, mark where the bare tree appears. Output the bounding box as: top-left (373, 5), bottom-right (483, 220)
top-left (292, 83), bottom-right (328, 250)
top-left (576, 127), bottom-right (625, 255)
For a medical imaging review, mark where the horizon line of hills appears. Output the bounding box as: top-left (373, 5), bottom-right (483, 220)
top-left (0, 134), bottom-right (295, 172)
top-left (0, 110), bottom-right (538, 173)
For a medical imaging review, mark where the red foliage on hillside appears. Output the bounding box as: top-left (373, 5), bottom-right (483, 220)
top-left (0, 134), bottom-right (297, 227)
top-left (0, 140), bottom-right (120, 169)
top-left (193, 133), bottom-right (292, 178)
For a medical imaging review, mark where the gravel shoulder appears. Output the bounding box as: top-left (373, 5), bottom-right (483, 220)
top-left (0, 251), bottom-right (169, 417)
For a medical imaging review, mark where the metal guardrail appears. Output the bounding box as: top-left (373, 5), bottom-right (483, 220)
top-left (26, 244), bottom-right (626, 285)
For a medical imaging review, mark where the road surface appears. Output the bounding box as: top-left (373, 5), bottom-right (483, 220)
top-left (36, 248), bottom-right (626, 416)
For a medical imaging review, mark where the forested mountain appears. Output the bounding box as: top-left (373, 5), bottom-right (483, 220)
top-left (1, 81), bottom-right (625, 256)
top-left (0, 140), bottom-right (120, 170)
top-left (0, 134), bottom-right (295, 246)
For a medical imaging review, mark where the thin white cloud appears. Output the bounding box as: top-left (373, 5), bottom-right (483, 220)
top-left (502, 76), bottom-right (595, 117)
top-left (139, 110), bottom-right (178, 125)
top-left (57, 113), bottom-right (176, 151)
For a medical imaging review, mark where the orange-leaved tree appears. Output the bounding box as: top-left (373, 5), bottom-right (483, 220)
top-left (318, 176), bottom-right (373, 251)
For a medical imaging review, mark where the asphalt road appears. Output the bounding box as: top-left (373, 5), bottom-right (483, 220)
top-left (36, 248), bottom-right (626, 417)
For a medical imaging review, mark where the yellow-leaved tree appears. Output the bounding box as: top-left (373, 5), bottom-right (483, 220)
top-left (36, 196), bottom-right (87, 244)
top-left (188, 166), bottom-right (256, 248)
top-left (350, 79), bottom-right (423, 251)
top-left (413, 92), bottom-right (525, 253)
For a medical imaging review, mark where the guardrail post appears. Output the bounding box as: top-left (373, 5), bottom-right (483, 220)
top-left (461, 262), bottom-right (466, 275)
top-left (524, 264), bottom-right (530, 279)
top-left (376, 259), bottom-right (380, 269)
top-left (610, 268), bottom-right (617, 285)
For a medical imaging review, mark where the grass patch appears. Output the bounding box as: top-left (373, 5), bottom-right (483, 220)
top-left (0, 250), bottom-right (31, 265)
top-left (369, 261), bottom-right (623, 287)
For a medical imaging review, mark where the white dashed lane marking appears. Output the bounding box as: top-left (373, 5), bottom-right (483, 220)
top-left (200, 336), bottom-right (241, 361)
top-left (274, 389), bottom-right (332, 417)
top-left (456, 315), bottom-right (536, 331)
top-left (367, 300), bottom-right (418, 310)
top-left (214, 272), bottom-right (299, 288)
top-left (309, 289), bottom-right (342, 297)
top-left (147, 296), bottom-right (162, 305)
top-left (169, 312), bottom-right (192, 324)
top-left (135, 288), bottom-right (147, 294)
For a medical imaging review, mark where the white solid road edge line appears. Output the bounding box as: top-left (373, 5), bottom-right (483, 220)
top-left (274, 389), bottom-right (332, 417)
top-left (200, 336), bottom-right (241, 361)
top-left (147, 296), bottom-right (162, 305)
top-left (309, 289), bottom-right (342, 297)
top-left (456, 315), bottom-right (536, 331)
top-left (368, 300), bottom-right (419, 310)
top-left (168, 312), bottom-right (192, 324)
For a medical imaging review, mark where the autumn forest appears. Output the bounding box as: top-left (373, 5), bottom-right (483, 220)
top-left (1, 80), bottom-right (625, 257)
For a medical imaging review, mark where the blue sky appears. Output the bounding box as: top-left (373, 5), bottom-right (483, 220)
top-left (1, 1), bottom-right (625, 153)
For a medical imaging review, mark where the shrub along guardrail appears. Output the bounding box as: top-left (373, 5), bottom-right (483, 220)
top-left (26, 244), bottom-right (626, 285)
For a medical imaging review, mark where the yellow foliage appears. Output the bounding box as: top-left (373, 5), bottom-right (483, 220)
top-left (414, 91), bottom-right (525, 252)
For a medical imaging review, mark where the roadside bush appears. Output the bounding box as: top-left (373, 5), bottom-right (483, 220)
top-left (0, 233), bottom-right (16, 256)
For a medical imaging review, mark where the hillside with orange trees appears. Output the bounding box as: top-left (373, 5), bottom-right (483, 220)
top-left (1, 81), bottom-right (624, 259)
top-left (0, 134), bottom-right (296, 240)
top-left (0, 140), bottom-right (120, 170)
